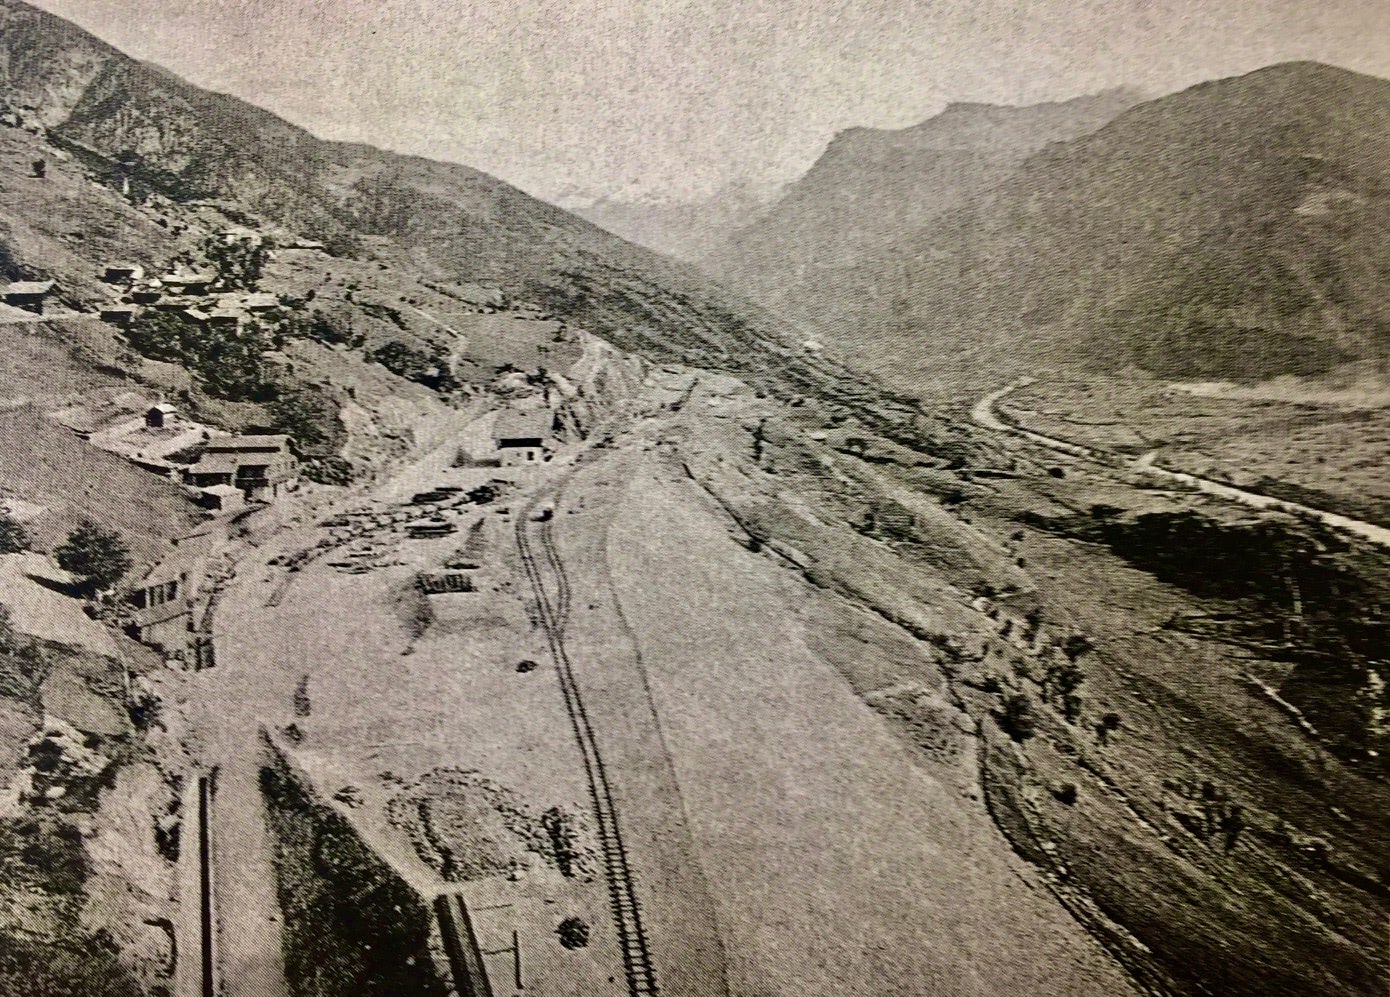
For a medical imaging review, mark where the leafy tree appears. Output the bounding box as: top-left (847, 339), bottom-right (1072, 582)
top-left (0, 510), bottom-right (28, 554)
top-left (123, 309), bottom-right (190, 363)
top-left (125, 310), bottom-right (273, 401)
top-left (54, 520), bottom-right (131, 594)
top-left (202, 232), bottom-right (267, 290)
top-left (281, 307), bottom-right (363, 348)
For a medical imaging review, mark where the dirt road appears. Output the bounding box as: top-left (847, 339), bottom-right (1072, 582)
top-left (606, 465), bottom-right (1134, 997)
top-left (975, 380), bottom-right (1390, 548)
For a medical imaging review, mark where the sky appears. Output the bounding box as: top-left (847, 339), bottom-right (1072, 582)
top-left (29, 0), bottom-right (1390, 206)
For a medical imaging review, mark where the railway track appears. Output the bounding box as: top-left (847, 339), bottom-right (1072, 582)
top-left (516, 488), bottom-right (659, 997)
top-left (179, 771), bottom-right (219, 997)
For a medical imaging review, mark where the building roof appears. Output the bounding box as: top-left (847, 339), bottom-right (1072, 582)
top-left (203, 434), bottom-right (291, 453)
top-left (201, 308), bottom-right (242, 323)
top-left (242, 293), bottom-right (278, 309)
top-left (148, 403), bottom-right (177, 414)
top-left (160, 272), bottom-right (215, 287)
top-left (187, 454), bottom-right (241, 475)
top-left (104, 263), bottom-right (142, 275)
top-left (493, 412), bottom-right (552, 443)
top-left (200, 484), bottom-right (243, 499)
top-left (140, 551), bottom-right (204, 589)
top-left (4, 280), bottom-right (55, 296)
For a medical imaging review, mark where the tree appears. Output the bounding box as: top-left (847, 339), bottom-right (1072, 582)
top-left (30, 159), bottom-right (45, 179)
top-left (201, 233), bottom-right (267, 290)
top-left (0, 510), bottom-right (28, 554)
top-left (996, 692), bottom-right (1036, 742)
top-left (54, 520), bottom-right (131, 594)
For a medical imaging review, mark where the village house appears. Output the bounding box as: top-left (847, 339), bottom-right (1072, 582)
top-left (145, 403), bottom-right (177, 429)
top-left (3, 280), bottom-right (56, 314)
top-left (99, 304), bottom-right (137, 326)
top-left (159, 271), bottom-right (215, 296)
top-left (184, 434), bottom-right (298, 501)
top-left (130, 285), bottom-right (163, 305)
top-left (187, 306), bottom-right (241, 332)
top-left (220, 226), bottom-right (262, 245)
top-left (126, 533), bottom-right (215, 661)
top-left (493, 411), bottom-right (553, 467)
top-left (242, 292), bottom-right (278, 313)
top-left (102, 264), bottom-right (144, 285)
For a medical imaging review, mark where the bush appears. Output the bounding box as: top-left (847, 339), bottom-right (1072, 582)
top-left (996, 692), bottom-right (1036, 742)
top-left (303, 456), bottom-right (355, 486)
top-left (202, 232), bottom-right (267, 289)
top-left (54, 520), bottom-right (131, 594)
top-left (0, 510), bottom-right (28, 554)
top-left (371, 341), bottom-right (457, 392)
top-left (556, 916), bottom-right (590, 950)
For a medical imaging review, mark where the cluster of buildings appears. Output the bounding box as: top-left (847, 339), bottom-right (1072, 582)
top-left (97, 261), bottom-right (282, 333)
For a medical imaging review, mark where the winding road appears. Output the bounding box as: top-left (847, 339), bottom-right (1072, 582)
top-left (973, 380), bottom-right (1390, 549)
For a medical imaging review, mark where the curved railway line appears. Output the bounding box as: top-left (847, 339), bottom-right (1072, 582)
top-left (515, 480), bottom-right (659, 997)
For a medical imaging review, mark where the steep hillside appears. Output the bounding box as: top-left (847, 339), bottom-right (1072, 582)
top-left (0, 0), bottom-right (970, 444)
top-left (707, 90), bottom-right (1143, 315)
top-left (714, 62), bottom-right (1390, 388)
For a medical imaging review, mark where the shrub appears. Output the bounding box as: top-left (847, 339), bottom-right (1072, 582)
top-left (0, 510), bottom-right (28, 554)
top-left (371, 341), bottom-right (457, 392)
top-left (1096, 712), bottom-right (1122, 745)
top-left (996, 692), bottom-right (1036, 742)
top-left (55, 520), bottom-right (131, 594)
top-left (1051, 782), bottom-right (1079, 806)
top-left (556, 916), bottom-right (590, 949)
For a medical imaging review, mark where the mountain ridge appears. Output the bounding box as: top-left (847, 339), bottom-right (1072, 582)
top-left (709, 59), bottom-right (1390, 387)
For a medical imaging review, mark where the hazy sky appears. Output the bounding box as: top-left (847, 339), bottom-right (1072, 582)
top-left (30, 0), bottom-right (1390, 205)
